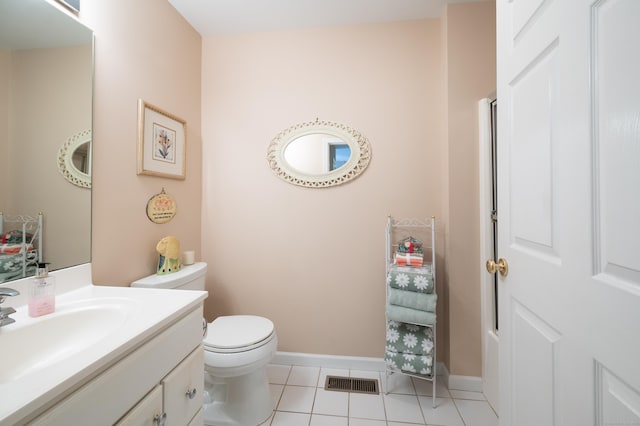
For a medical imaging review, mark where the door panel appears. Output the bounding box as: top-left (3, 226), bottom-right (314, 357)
top-left (510, 42), bottom-right (557, 257)
top-left (511, 301), bottom-right (561, 426)
top-left (511, 0), bottom-right (546, 41)
top-left (497, 0), bottom-right (640, 425)
top-left (592, 0), bottom-right (640, 287)
top-left (596, 364), bottom-right (640, 425)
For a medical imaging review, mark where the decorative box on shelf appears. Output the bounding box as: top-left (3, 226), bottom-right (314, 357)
top-left (397, 236), bottom-right (423, 254)
top-left (395, 236), bottom-right (424, 266)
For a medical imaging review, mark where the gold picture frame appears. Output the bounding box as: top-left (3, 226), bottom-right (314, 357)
top-left (137, 99), bottom-right (186, 179)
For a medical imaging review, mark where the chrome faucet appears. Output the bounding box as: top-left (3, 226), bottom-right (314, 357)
top-left (0, 287), bottom-right (19, 327)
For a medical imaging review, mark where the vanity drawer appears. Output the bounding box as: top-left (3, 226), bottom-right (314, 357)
top-left (163, 346), bottom-right (204, 426)
top-left (115, 385), bottom-right (163, 426)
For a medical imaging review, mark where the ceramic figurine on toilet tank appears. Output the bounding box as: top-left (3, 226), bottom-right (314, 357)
top-left (156, 236), bottom-right (181, 274)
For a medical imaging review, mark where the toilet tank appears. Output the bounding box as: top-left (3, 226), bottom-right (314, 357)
top-left (130, 262), bottom-right (207, 291)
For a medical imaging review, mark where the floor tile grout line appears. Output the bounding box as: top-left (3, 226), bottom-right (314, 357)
top-left (450, 397), bottom-right (468, 426)
top-left (308, 385), bottom-right (319, 426)
top-left (410, 375), bottom-right (430, 425)
top-left (381, 383), bottom-right (390, 424)
top-left (269, 365), bottom-right (291, 425)
top-left (487, 399), bottom-right (499, 418)
top-left (310, 366), bottom-right (320, 425)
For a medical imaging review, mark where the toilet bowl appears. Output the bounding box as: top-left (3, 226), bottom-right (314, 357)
top-left (203, 315), bottom-right (277, 425)
top-left (130, 263), bottom-right (277, 426)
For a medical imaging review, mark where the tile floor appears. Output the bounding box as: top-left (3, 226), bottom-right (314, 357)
top-left (259, 364), bottom-right (498, 426)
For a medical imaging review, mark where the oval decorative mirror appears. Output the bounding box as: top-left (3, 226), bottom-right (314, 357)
top-left (267, 119), bottom-right (372, 188)
top-left (57, 129), bottom-right (92, 188)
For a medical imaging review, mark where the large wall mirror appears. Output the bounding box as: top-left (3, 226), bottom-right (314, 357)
top-left (0, 0), bottom-right (93, 282)
top-left (267, 119), bottom-right (372, 188)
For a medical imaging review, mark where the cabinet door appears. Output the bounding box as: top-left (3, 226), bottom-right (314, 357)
top-left (186, 409), bottom-right (203, 426)
top-left (163, 346), bottom-right (204, 426)
top-left (115, 385), bottom-right (164, 426)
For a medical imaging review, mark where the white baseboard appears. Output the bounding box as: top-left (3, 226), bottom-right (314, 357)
top-left (272, 351), bottom-right (448, 377)
top-left (272, 351), bottom-right (386, 372)
top-left (426, 363), bottom-right (483, 393)
top-left (447, 375), bottom-right (484, 392)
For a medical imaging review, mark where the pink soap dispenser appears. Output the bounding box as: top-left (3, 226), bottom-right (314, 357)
top-left (28, 262), bottom-right (56, 317)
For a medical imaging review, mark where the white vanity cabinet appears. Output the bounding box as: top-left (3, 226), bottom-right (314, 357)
top-left (116, 346), bottom-right (203, 426)
top-left (27, 306), bottom-right (204, 426)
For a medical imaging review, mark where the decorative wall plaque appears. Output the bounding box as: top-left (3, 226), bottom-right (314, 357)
top-left (146, 188), bottom-right (177, 224)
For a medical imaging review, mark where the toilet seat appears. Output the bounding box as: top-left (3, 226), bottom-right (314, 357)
top-left (204, 315), bottom-right (274, 353)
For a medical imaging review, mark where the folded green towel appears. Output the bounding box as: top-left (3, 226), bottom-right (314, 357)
top-left (387, 265), bottom-right (434, 294)
top-left (386, 320), bottom-right (434, 354)
top-left (384, 351), bottom-right (434, 377)
top-left (389, 288), bottom-right (437, 312)
top-left (386, 304), bottom-right (436, 326)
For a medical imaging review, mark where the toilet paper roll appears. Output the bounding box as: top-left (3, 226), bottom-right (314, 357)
top-left (183, 250), bottom-right (195, 265)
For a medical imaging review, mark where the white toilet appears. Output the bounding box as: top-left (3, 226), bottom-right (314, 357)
top-left (131, 262), bottom-right (277, 426)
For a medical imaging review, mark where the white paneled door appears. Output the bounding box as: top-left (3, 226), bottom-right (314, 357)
top-left (479, 97), bottom-right (500, 413)
top-left (496, 1), bottom-right (640, 425)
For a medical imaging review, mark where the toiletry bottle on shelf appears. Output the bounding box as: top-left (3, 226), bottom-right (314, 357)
top-left (28, 262), bottom-right (56, 317)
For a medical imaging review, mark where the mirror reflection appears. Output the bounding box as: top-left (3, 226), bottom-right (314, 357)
top-left (0, 0), bottom-right (93, 282)
top-left (72, 142), bottom-right (90, 174)
top-left (284, 133), bottom-right (352, 175)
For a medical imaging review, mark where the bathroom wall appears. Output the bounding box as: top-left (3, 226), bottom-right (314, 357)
top-left (200, 2), bottom-right (496, 375)
top-left (443, 2), bottom-right (497, 377)
top-left (81, 0), bottom-right (203, 285)
top-left (80, 0), bottom-right (495, 378)
top-left (201, 20), bottom-right (446, 358)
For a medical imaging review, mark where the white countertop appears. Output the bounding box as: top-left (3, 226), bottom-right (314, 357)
top-left (0, 264), bottom-right (208, 424)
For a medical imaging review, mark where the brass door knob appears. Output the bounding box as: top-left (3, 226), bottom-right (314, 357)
top-left (486, 258), bottom-right (509, 277)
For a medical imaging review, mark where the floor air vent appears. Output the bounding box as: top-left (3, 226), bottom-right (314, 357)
top-left (324, 376), bottom-right (379, 395)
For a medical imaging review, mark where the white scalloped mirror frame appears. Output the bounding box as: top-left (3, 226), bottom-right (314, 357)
top-left (57, 129), bottom-right (91, 188)
top-left (267, 119), bottom-right (372, 188)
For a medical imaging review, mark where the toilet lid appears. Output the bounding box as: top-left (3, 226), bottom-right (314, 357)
top-left (204, 315), bottom-right (274, 350)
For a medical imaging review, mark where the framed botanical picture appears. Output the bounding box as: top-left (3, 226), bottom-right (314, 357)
top-left (137, 99), bottom-right (186, 179)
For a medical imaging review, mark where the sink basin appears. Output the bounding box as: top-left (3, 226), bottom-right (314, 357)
top-left (0, 266), bottom-right (207, 425)
top-left (0, 297), bottom-right (135, 384)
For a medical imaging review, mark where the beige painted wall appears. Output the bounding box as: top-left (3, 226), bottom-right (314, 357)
top-left (444, 2), bottom-right (496, 377)
top-left (439, 5), bottom-right (452, 374)
top-left (201, 20), bottom-right (445, 358)
top-left (80, 0), bottom-right (203, 286)
top-left (77, 0), bottom-right (495, 377)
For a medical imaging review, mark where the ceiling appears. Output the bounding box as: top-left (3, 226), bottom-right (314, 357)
top-left (168, 0), bottom-right (479, 36)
